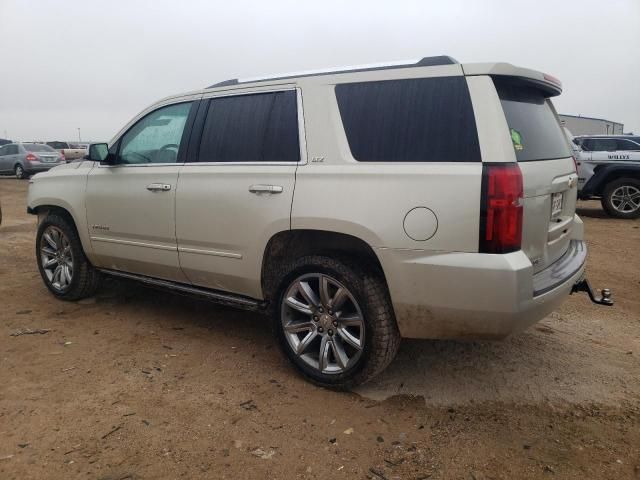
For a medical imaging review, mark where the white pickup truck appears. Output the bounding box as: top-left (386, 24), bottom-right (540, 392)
top-left (46, 141), bottom-right (86, 161)
top-left (571, 135), bottom-right (640, 218)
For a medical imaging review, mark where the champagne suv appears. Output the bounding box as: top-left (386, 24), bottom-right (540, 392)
top-left (27, 56), bottom-right (611, 388)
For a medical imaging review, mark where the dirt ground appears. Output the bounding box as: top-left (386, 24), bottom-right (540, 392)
top-left (1, 178), bottom-right (639, 480)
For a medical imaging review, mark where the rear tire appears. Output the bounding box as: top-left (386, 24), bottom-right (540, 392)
top-left (601, 177), bottom-right (640, 219)
top-left (36, 213), bottom-right (102, 300)
top-left (273, 255), bottom-right (400, 390)
top-left (15, 164), bottom-right (26, 179)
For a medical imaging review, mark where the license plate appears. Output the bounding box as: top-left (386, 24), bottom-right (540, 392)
top-left (551, 192), bottom-right (563, 218)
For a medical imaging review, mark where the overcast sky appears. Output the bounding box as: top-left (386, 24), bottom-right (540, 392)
top-left (1, 0), bottom-right (639, 142)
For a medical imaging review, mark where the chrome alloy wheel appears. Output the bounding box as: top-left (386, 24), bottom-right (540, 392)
top-left (611, 185), bottom-right (640, 214)
top-left (281, 273), bottom-right (365, 375)
top-left (40, 226), bottom-right (74, 291)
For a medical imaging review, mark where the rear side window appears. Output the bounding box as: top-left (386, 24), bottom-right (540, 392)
top-left (335, 77), bottom-right (481, 162)
top-left (198, 91), bottom-right (299, 163)
top-left (495, 78), bottom-right (570, 162)
top-left (589, 138), bottom-right (617, 151)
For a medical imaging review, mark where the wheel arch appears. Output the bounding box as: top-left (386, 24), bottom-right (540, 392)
top-left (586, 165), bottom-right (640, 196)
top-left (260, 229), bottom-right (389, 304)
top-left (28, 203), bottom-right (93, 259)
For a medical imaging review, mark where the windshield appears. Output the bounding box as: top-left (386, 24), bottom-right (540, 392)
top-left (24, 143), bottom-right (57, 153)
top-left (494, 78), bottom-right (570, 162)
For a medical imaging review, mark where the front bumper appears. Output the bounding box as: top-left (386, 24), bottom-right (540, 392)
top-left (376, 239), bottom-right (588, 340)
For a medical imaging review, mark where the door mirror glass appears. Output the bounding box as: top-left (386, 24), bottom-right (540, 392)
top-left (87, 143), bottom-right (109, 162)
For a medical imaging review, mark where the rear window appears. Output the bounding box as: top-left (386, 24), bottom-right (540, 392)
top-left (24, 143), bottom-right (56, 152)
top-left (495, 78), bottom-right (570, 162)
top-left (47, 142), bottom-right (68, 149)
top-left (197, 91), bottom-right (299, 163)
top-left (335, 77), bottom-right (481, 162)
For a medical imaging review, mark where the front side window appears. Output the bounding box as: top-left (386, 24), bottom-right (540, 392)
top-left (616, 139), bottom-right (640, 151)
top-left (335, 77), bottom-right (481, 162)
top-left (197, 90), bottom-right (299, 163)
top-left (118, 102), bottom-right (192, 165)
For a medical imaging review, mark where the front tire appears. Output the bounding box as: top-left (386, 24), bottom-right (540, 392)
top-left (601, 178), bottom-right (640, 219)
top-left (15, 164), bottom-right (26, 179)
top-left (36, 213), bottom-right (101, 300)
top-left (273, 255), bottom-right (400, 390)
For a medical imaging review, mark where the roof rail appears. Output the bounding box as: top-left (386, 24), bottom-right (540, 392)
top-left (207, 55), bottom-right (458, 88)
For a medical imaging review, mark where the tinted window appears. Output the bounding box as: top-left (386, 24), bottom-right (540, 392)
top-left (580, 138), bottom-right (593, 151)
top-left (197, 91), bottom-right (299, 163)
top-left (335, 77), bottom-right (480, 162)
top-left (616, 139), bottom-right (640, 151)
top-left (47, 142), bottom-right (68, 149)
top-left (0, 146), bottom-right (6, 156)
top-left (495, 78), bottom-right (570, 162)
top-left (23, 143), bottom-right (56, 152)
top-left (7, 145), bottom-right (18, 155)
top-left (119, 102), bottom-right (192, 164)
top-left (590, 138), bottom-right (617, 151)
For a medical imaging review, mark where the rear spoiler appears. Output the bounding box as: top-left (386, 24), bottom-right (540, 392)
top-left (462, 62), bottom-right (562, 97)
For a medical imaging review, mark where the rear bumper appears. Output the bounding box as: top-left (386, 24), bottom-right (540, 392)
top-left (377, 229), bottom-right (587, 340)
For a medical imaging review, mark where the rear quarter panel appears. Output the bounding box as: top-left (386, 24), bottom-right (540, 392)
top-left (292, 72), bottom-right (482, 253)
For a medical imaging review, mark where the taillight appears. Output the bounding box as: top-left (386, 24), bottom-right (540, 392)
top-left (60, 153), bottom-right (66, 162)
top-left (479, 163), bottom-right (523, 254)
top-left (571, 155), bottom-right (578, 172)
top-left (25, 153), bottom-right (37, 162)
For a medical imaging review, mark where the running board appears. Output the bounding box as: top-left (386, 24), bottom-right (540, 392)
top-left (98, 269), bottom-right (267, 312)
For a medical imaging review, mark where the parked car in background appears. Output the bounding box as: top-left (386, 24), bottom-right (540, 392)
top-left (46, 141), bottom-right (86, 161)
top-left (27, 57), bottom-right (611, 388)
top-left (571, 135), bottom-right (640, 218)
top-left (0, 138), bottom-right (12, 146)
top-left (0, 143), bottom-right (65, 179)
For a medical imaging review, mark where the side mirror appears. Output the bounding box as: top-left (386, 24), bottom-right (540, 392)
top-left (87, 143), bottom-right (110, 162)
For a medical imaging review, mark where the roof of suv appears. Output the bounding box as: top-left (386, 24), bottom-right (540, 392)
top-left (207, 55), bottom-right (460, 88)
top-left (203, 56), bottom-right (563, 96)
top-left (143, 57), bottom-right (564, 119)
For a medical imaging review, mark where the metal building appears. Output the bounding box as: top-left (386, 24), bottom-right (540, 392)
top-left (559, 114), bottom-right (624, 136)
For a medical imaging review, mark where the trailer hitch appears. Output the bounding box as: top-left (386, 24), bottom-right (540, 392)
top-left (571, 279), bottom-right (613, 306)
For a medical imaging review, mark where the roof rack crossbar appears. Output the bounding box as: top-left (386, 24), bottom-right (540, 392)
top-left (207, 55), bottom-right (458, 89)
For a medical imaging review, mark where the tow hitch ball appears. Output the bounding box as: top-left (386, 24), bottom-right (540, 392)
top-left (571, 279), bottom-right (614, 306)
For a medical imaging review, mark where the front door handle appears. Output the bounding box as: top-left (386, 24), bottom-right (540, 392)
top-left (249, 184), bottom-right (283, 194)
top-left (146, 183), bottom-right (172, 192)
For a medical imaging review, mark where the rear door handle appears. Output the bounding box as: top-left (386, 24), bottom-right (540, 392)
top-left (146, 183), bottom-right (171, 192)
top-left (249, 184), bottom-right (283, 194)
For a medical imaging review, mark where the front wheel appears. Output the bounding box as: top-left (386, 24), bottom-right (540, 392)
top-left (601, 178), bottom-right (640, 219)
top-left (36, 213), bottom-right (102, 300)
top-left (274, 255), bottom-right (400, 389)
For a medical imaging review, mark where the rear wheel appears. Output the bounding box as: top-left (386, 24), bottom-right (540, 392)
top-left (601, 178), bottom-right (640, 219)
top-left (36, 213), bottom-right (102, 300)
top-left (274, 255), bottom-right (400, 389)
top-left (15, 164), bottom-right (26, 179)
